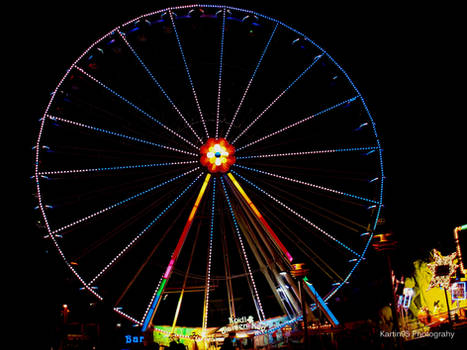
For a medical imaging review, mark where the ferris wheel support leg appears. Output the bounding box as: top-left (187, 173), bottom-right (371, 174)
top-left (233, 194), bottom-right (302, 317)
top-left (303, 277), bottom-right (340, 327)
top-left (142, 173), bottom-right (212, 331)
top-left (226, 172), bottom-right (293, 262)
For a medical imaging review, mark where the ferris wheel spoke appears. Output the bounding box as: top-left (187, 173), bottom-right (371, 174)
top-left (51, 167), bottom-right (200, 235)
top-left (38, 160), bottom-right (198, 176)
top-left (169, 9), bottom-right (209, 138)
top-left (236, 146), bottom-right (380, 160)
top-left (220, 176), bottom-right (266, 321)
top-left (88, 171), bottom-right (203, 286)
top-left (233, 164), bottom-right (380, 205)
top-left (74, 66), bottom-right (198, 149)
top-left (215, 8), bottom-right (226, 139)
top-left (47, 114), bottom-right (197, 156)
top-left (117, 29), bottom-right (203, 144)
top-left (231, 53), bottom-right (324, 145)
top-left (230, 170), bottom-right (362, 258)
top-left (235, 95), bottom-right (359, 152)
top-left (224, 22), bottom-right (279, 139)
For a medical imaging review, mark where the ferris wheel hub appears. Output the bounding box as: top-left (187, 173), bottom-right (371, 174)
top-left (200, 138), bottom-right (236, 173)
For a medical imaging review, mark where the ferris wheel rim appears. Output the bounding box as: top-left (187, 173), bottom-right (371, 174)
top-left (33, 3), bottom-right (384, 328)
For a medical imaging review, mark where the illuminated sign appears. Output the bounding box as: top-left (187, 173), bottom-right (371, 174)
top-left (451, 282), bottom-right (466, 301)
top-left (125, 335), bottom-right (144, 344)
top-left (218, 315), bottom-right (267, 334)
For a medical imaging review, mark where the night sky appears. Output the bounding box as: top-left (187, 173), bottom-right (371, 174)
top-left (17, 1), bottom-right (465, 346)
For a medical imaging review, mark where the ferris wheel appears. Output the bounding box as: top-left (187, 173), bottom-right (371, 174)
top-left (33, 4), bottom-right (384, 338)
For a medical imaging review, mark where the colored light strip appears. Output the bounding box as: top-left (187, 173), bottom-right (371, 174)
top-left (233, 164), bottom-right (380, 204)
top-left (236, 146), bottom-right (379, 160)
top-left (142, 279), bottom-right (167, 331)
top-left (75, 66), bottom-right (198, 149)
top-left (227, 172), bottom-right (293, 262)
top-left (164, 173), bottom-right (211, 278)
top-left (203, 178), bottom-right (216, 334)
top-left (231, 171), bottom-right (361, 258)
top-left (51, 167), bottom-right (199, 234)
top-left (141, 174), bottom-right (211, 331)
top-left (117, 29), bottom-right (202, 144)
top-left (224, 22), bottom-right (278, 139)
top-left (220, 176), bottom-right (265, 320)
top-left (89, 172), bottom-right (203, 285)
top-left (47, 114), bottom-right (197, 156)
top-left (236, 96), bottom-right (358, 151)
top-left (303, 278), bottom-right (340, 326)
top-left (232, 54), bottom-right (323, 144)
top-left (215, 8), bottom-right (226, 139)
top-left (169, 10), bottom-right (209, 138)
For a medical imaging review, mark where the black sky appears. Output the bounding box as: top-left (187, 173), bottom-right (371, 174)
top-left (17, 0), bottom-right (465, 342)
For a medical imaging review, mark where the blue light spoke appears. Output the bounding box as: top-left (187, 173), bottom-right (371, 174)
top-left (117, 30), bottom-right (203, 144)
top-left (74, 66), bottom-right (198, 149)
top-left (231, 54), bottom-right (324, 145)
top-left (233, 164), bottom-right (380, 205)
top-left (236, 95), bottom-right (359, 152)
top-left (51, 167), bottom-right (200, 235)
top-left (230, 170), bottom-right (362, 258)
top-left (225, 22), bottom-right (279, 139)
top-left (89, 172), bottom-right (203, 285)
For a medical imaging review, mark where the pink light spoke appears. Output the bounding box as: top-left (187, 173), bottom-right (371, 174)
top-left (233, 164), bottom-right (380, 204)
top-left (216, 8), bottom-right (226, 139)
top-left (231, 170), bottom-right (362, 258)
top-left (117, 29), bottom-right (203, 144)
top-left (224, 23), bottom-right (278, 139)
top-left (47, 114), bottom-right (197, 156)
top-left (236, 95), bottom-right (358, 152)
top-left (236, 146), bottom-right (380, 160)
top-left (169, 10), bottom-right (209, 138)
top-left (89, 172), bottom-right (203, 285)
top-left (39, 160), bottom-right (198, 176)
top-left (74, 66), bottom-right (198, 149)
top-left (51, 168), bottom-right (200, 235)
top-left (231, 54), bottom-right (323, 145)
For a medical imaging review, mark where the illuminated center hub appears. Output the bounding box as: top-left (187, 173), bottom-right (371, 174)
top-left (200, 138), bottom-right (236, 173)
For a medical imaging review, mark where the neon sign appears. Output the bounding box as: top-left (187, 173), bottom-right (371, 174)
top-left (218, 315), bottom-right (268, 334)
top-left (451, 282), bottom-right (466, 301)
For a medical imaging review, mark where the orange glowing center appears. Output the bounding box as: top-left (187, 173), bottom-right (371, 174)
top-left (200, 138), bottom-right (236, 173)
